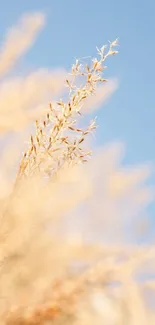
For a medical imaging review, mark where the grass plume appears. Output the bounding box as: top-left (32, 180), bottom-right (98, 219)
top-left (0, 12), bottom-right (154, 325)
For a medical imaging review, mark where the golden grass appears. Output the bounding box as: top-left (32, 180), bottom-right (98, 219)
top-left (0, 12), bottom-right (154, 325)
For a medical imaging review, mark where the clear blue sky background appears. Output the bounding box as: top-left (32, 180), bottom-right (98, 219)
top-left (0, 0), bottom-right (155, 231)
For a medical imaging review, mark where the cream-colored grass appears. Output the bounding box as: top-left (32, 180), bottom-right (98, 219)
top-left (0, 12), bottom-right (154, 325)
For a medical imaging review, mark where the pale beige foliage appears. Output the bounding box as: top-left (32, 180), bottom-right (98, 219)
top-left (81, 143), bottom-right (154, 244)
top-left (0, 69), bottom-right (66, 133)
top-left (0, 11), bottom-right (154, 325)
top-left (0, 12), bottom-right (45, 78)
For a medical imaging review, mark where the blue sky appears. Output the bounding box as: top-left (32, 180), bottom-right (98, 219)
top-left (0, 0), bottom-right (155, 234)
